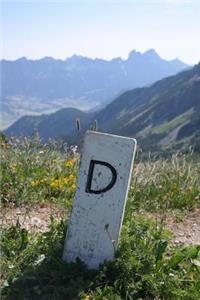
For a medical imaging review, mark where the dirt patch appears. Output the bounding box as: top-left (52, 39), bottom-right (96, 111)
top-left (140, 208), bottom-right (200, 245)
top-left (1, 204), bottom-right (200, 245)
top-left (0, 203), bottom-right (68, 233)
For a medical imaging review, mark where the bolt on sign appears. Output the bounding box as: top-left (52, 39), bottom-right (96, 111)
top-left (63, 131), bottom-right (137, 269)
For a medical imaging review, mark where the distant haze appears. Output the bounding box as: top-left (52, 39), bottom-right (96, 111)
top-left (5, 63), bottom-right (200, 153)
top-left (1, 49), bottom-right (188, 129)
top-left (1, 0), bottom-right (200, 65)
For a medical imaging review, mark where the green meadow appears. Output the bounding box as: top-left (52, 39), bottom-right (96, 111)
top-left (1, 135), bottom-right (200, 300)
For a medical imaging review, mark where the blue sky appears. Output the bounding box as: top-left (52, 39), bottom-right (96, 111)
top-left (1, 0), bottom-right (200, 64)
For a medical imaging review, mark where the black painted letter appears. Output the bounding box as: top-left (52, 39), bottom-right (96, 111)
top-left (85, 160), bottom-right (117, 194)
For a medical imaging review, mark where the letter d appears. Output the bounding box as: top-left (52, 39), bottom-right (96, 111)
top-left (85, 160), bottom-right (117, 194)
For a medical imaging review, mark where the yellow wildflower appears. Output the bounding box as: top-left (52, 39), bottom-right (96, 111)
top-left (69, 174), bottom-right (75, 180)
top-left (63, 178), bottom-right (69, 184)
top-left (31, 179), bottom-right (40, 187)
top-left (71, 183), bottom-right (76, 190)
top-left (10, 163), bottom-right (17, 171)
top-left (64, 160), bottom-right (74, 167)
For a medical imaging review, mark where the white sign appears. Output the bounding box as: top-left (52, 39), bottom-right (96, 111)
top-left (63, 131), bottom-right (137, 269)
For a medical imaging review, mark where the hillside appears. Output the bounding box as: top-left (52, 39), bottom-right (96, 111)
top-left (5, 63), bottom-right (200, 152)
top-left (1, 49), bottom-right (188, 129)
top-left (5, 108), bottom-right (95, 143)
top-left (96, 63), bottom-right (200, 151)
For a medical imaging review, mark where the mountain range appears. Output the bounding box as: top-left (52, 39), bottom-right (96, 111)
top-left (1, 49), bottom-right (188, 129)
top-left (5, 63), bottom-right (200, 153)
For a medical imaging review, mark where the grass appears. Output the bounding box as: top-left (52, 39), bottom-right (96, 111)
top-left (151, 108), bottom-right (194, 135)
top-left (1, 216), bottom-right (200, 300)
top-left (130, 153), bottom-right (200, 211)
top-left (0, 135), bottom-right (78, 207)
top-left (1, 136), bottom-right (200, 211)
top-left (1, 135), bottom-right (200, 299)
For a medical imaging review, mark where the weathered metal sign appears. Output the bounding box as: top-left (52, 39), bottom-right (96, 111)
top-left (63, 131), bottom-right (137, 269)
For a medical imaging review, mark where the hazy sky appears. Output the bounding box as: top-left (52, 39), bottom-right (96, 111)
top-left (1, 0), bottom-right (200, 64)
